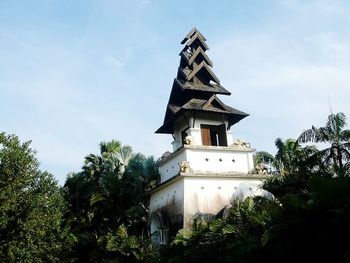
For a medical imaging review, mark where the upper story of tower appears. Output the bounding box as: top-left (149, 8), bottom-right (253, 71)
top-left (156, 28), bottom-right (249, 152)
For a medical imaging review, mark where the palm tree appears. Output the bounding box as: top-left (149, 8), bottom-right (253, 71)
top-left (100, 140), bottom-right (121, 155)
top-left (115, 145), bottom-right (133, 178)
top-left (274, 138), bottom-right (317, 175)
top-left (99, 140), bottom-right (133, 178)
top-left (274, 138), bottom-right (301, 175)
top-left (99, 140), bottom-right (121, 175)
top-left (298, 112), bottom-right (350, 176)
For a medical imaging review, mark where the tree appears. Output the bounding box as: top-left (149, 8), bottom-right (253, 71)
top-left (116, 145), bottom-right (133, 178)
top-left (261, 171), bottom-right (350, 263)
top-left (298, 112), bottom-right (350, 176)
top-left (63, 140), bottom-right (159, 262)
top-left (254, 151), bottom-right (274, 166)
top-left (166, 197), bottom-right (275, 263)
top-left (0, 132), bottom-right (72, 262)
top-left (274, 138), bottom-right (317, 175)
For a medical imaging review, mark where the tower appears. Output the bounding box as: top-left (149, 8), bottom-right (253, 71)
top-left (149, 28), bottom-right (267, 245)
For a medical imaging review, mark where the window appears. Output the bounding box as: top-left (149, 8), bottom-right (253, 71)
top-left (201, 124), bottom-right (227, 146)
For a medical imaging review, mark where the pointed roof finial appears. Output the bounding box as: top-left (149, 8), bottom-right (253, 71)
top-left (181, 27), bottom-right (207, 44)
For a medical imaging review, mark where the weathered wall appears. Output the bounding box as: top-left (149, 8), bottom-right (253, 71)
top-left (158, 150), bottom-right (187, 182)
top-left (149, 178), bottom-right (185, 233)
top-left (183, 176), bottom-right (263, 228)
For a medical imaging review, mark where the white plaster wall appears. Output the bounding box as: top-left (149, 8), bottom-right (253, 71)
top-left (247, 151), bottom-right (254, 172)
top-left (183, 177), bottom-right (263, 228)
top-left (226, 130), bottom-right (234, 145)
top-left (186, 128), bottom-right (201, 145)
top-left (193, 113), bottom-right (227, 129)
top-left (159, 147), bottom-right (255, 183)
top-left (149, 178), bottom-right (184, 216)
top-left (159, 150), bottom-right (187, 183)
top-left (186, 147), bottom-right (255, 174)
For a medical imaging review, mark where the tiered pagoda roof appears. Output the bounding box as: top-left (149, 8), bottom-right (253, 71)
top-left (156, 28), bottom-right (248, 134)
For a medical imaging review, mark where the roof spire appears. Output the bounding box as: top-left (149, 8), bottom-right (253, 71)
top-left (178, 28), bottom-right (218, 86)
top-left (155, 28), bottom-right (248, 134)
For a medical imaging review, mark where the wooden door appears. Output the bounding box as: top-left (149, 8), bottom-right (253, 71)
top-left (201, 126), bottom-right (211, 146)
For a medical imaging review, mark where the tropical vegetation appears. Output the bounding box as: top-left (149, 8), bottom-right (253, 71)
top-left (0, 112), bottom-right (349, 262)
top-left (63, 140), bottom-right (160, 262)
top-left (164, 113), bottom-right (350, 262)
top-left (0, 132), bottom-right (72, 262)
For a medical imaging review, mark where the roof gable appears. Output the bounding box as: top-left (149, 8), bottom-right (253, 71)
top-left (187, 61), bottom-right (220, 84)
top-left (188, 46), bottom-right (213, 67)
top-left (181, 27), bottom-right (207, 44)
top-left (203, 95), bottom-right (229, 112)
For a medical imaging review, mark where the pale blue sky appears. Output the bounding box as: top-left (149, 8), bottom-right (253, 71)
top-left (1, 0), bottom-right (349, 184)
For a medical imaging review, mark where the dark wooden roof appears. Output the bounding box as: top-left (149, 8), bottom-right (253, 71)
top-left (156, 28), bottom-right (248, 134)
top-left (189, 46), bottom-right (213, 67)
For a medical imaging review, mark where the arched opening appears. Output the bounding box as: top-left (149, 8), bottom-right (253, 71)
top-left (150, 212), bottom-right (169, 245)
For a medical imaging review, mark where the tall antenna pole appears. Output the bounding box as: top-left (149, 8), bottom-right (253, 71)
top-left (328, 93), bottom-right (333, 115)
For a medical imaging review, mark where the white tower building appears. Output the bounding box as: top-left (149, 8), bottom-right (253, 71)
top-left (149, 28), bottom-right (268, 244)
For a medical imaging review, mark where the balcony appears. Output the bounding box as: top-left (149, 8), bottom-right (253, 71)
top-left (158, 144), bottom-right (255, 183)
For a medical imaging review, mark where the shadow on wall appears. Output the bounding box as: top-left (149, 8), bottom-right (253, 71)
top-left (149, 197), bottom-right (183, 245)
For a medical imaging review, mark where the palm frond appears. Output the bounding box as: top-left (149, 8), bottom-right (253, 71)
top-left (340, 130), bottom-right (350, 142)
top-left (90, 192), bottom-right (105, 206)
top-left (328, 112), bottom-right (346, 132)
top-left (298, 126), bottom-right (329, 143)
top-left (99, 140), bottom-right (121, 155)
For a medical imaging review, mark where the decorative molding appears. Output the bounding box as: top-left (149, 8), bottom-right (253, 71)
top-left (231, 139), bottom-right (251, 150)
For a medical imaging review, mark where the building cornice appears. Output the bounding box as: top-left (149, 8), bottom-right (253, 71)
top-left (149, 171), bottom-right (271, 194)
top-left (157, 144), bottom-right (256, 166)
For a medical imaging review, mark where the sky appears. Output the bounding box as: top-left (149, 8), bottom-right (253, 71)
top-left (1, 0), bottom-right (349, 185)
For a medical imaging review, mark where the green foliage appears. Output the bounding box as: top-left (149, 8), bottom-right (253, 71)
top-left (167, 197), bottom-right (275, 263)
top-left (63, 141), bottom-right (160, 262)
top-left (0, 132), bottom-right (72, 262)
top-left (262, 174), bottom-right (350, 263)
top-left (163, 113), bottom-right (350, 263)
top-left (104, 224), bottom-right (159, 262)
top-left (165, 171), bottom-right (350, 262)
top-left (298, 112), bottom-right (350, 176)
top-left (2, 112), bottom-right (349, 262)
top-left (254, 151), bottom-right (274, 166)
top-left (274, 138), bottom-right (318, 175)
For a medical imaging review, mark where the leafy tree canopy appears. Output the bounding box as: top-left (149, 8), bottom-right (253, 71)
top-left (0, 132), bottom-right (72, 262)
